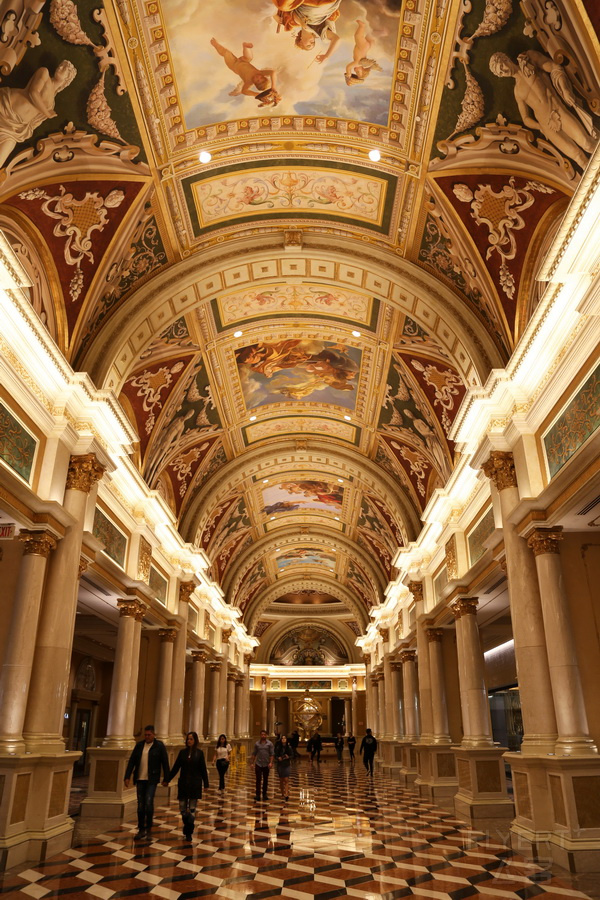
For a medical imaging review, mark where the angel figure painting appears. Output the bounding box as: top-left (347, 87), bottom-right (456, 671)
top-left (236, 338), bottom-right (361, 409)
top-left (276, 548), bottom-right (336, 571)
top-left (262, 479), bottom-right (343, 515)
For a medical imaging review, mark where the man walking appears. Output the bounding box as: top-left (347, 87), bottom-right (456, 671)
top-left (250, 729), bottom-right (274, 801)
top-left (359, 728), bottom-right (377, 775)
top-left (124, 725), bottom-right (170, 839)
top-left (334, 732), bottom-right (344, 763)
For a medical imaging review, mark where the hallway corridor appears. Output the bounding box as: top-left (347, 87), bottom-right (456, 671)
top-left (0, 758), bottom-right (596, 900)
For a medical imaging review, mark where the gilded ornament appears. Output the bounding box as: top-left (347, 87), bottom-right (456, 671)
top-left (527, 527), bottom-right (563, 556)
top-left (445, 535), bottom-right (458, 580)
top-left (137, 536), bottom-right (152, 583)
top-left (408, 580), bottom-right (424, 603)
top-left (78, 556), bottom-right (89, 577)
top-left (379, 627), bottom-right (389, 643)
top-left (426, 628), bottom-right (444, 642)
top-left (18, 529), bottom-right (57, 557)
top-left (449, 597), bottom-right (479, 618)
top-left (399, 649), bottom-right (417, 663)
top-left (179, 580), bottom-right (195, 603)
top-left (192, 650), bottom-right (208, 663)
top-left (221, 628), bottom-right (232, 644)
top-left (117, 598), bottom-right (140, 618)
top-left (158, 627), bottom-right (177, 642)
top-left (66, 453), bottom-right (105, 492)
top-left (481, 451), bottom-right (517, 490)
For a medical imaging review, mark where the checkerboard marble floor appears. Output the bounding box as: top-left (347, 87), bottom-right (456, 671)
top-left (1, 758), bottom-right (597, 900)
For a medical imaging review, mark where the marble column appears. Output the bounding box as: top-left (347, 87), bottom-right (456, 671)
top-left (126, 603), bottom-right (145, 738)
top-left (383, 646), bottom-right (395, 739)
top-left (351, 677), bottom-right (358, 735)
top-left (344, 698), bottom-right (352, 735)
top-left (154, 628), bottom-right (176, 739)
top-left (527, 528), bottom-right (597, 756)
top-left (0, 530), bottom-right (57, 755)
top-left (400, 650), bottom-right (419, 741)
top-left (426, 629), bottom-right (451, 743)
top-left (390, 663), bottom-right (402, 739)
top-left (24, 454), bottom-right (104, 752)
top-left (190, 651), bottom-right (208, 739)
top-left (449, 598), bottom-right (493, 747)
top-left (377, 675), bottom-right (386, 737)
top-left (226, 673), bottom-right (236, 737)
top-left (268, 699), bottom-right (276, 736)
top-left (261, 677), bottom-right (268, 731)
top-left (207, 662), bottom-right (221, 740)
top-left (243, 655), bottom-right (252, 737)
top-left (234, 677), bottom-right (245, 738)
top-left (168, 582), bottom-right (193, 744)
top-left (411, 582), bottom-right (433, 743)
top-left (218, 655), bottom-right (229, 737)
top-left (482, 451), bottom-right (557, 753)
top-left (104, 599), bottom-right (145, 748)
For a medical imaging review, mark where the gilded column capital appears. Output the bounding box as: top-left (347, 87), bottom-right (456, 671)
top-left (158, 628), bottom-right (177, 643)
top-left (66, 453), bottom-right (105, 493)
top-left (235, 677), bottom-right (245, 686)
top-left (134, 601), bottom-right (147, 622)
top-left (399, 649), bottom-right (417, 664)
top-left (244, 653), bottom-right (253, 666)
top-left (362, 654), bottom-right (370, 666)
top-left (481, 450), bottom-right (517, 491)
top-left (221, 628), bottom-right (232, 644)
top-left (390, 661), bottom-right (402, 672)
top-left (426, 628), bottom-right (445, 643)
top-left (117, 598), bottom-right (140, 618)
top-left (527, 527), bottom-right (564, 556)
top-left (78, 556), bottom-right (89, 578)
top-left (379, 627), bottom-right (389, 643)
top-left (449, 597), bottom-right (479, 619)
top-left (408, 581), bottom-right (423, 603)
top-left (227, 672), bottom-right (238, 682)
top-left (179, 580), bottom-right (195, 603)
top-left (192, 650), bottom-right (208, 663)
top-left (209, 661), bottom-right (221, 673)
top-left (18, 529), bottom-right (57, 557)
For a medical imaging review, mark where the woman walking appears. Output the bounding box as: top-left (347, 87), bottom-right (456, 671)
top-left (164, 732), bottom-right (209, 840)
top-left (274, 733), bottom-right (292, 801)
top-left (213, 733), bottom-right (232, 791)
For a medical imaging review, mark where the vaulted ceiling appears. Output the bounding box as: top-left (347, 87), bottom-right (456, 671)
top-left (1, 0), bottom-right (598, 644)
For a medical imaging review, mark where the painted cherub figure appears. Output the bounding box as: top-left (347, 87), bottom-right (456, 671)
top-left (345, 20), bottom-right (382, 85)
top-left (210, 39), bottom-right (281, 107)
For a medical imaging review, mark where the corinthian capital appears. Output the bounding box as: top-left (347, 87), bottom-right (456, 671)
top-left (527, 527), bottom-right (563, 556)
top-left (66, 453), bottom-right (105, 493)
top-left (399, 649), bottom-right (417, 664)
top-left (449, 597), bottom-right (479, 619)
top-left (179, 580), bottom-right (195, 603)
top-left (426, 628), bottom-right (444, 643)
top-left (18, 529), bottom-right (57, 557)
top-left (481, 451), bottom-right (516, 491)
top-left (408, 581), bottom-right (423, 603)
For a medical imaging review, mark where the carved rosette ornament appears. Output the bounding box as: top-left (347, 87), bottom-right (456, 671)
top-left (137, 536), bottom-right (152, 583)
top-left (66, 453), bottom-right (105, 492)
top-left (179, 580), bottom-right (195, 603)
top-left (117, 598), bottom-right (141, 618)
top-left (449, 597), bottom-right (479, 619)
top-left (18, 529), bottom-right (57, 557)
top-left (408, 581), bottom-right (424, 603)
top-left (426, 628), bottom-right (445, 643)
top-left (399, 649), bottom-right (417, 664)
top-left (192, 651), bottom-right (208, 664)
top-left (481, 451), bottom-right (517, 491)
top-left (527, 528), bottom-right (563, 556)
top-left (445, 535), bottom-right (458, 580)
top-left (158, 628), bottom-right (177, 643)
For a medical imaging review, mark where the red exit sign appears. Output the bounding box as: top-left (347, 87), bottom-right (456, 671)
top-left (0, 524), bottom-right (15, 540)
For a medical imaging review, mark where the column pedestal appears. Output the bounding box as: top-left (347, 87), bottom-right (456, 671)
top-left (80, 748), bottom-right (137, 819)
top-left (453, 746), bottom-right (513, 824)
top-left (507, 753), bottom-right (600, 872)
top-left (414, 743), bottom-right (458, 802)
top-left (399, 741), bottom-right (419, 785)
top-left (0, 751), bottom-right (80, 871)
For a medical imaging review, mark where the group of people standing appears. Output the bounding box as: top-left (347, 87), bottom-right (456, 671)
top-left (124, 725), bottom-right (378, 841)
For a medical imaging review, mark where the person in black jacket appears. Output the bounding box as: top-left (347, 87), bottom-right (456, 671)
top-left (347, 732), bottom-right (356, 761)
top-left (334, 732), bottom-right (344, 763)
top-left (124, 725), bottom-right (170, 839)
top-left (310, 731), bottom-right (322, 762)
top-left (359, 728), bottom-right (378, 775)
top-left (164, 731), bottom-right (209, 840)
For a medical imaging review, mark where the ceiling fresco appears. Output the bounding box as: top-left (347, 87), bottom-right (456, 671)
top-left (0, 0), bottom-right (599, 646)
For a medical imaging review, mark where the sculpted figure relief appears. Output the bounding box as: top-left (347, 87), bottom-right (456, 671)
top-left (489, 49), bottom-right (597, 168)
top-left (0, 60), bottom-right (76, 167)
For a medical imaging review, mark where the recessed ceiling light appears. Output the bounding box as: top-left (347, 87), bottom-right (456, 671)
top-left (250, 415), bottom-right (257, 421)
top-left (270, 516), bottom-right (275, 520)
top-left (199, 150), bottom-right (212, 163)
top-left (234, 330), bottom-right (243, 337)
top-left (263, 478), bottom-right (269, 483)
top-left (352, 330), bottom-right (361, 337)
top-left (368, 149), bottom-right (381, 162)
top-left (334, 516), bottom-right (340, 521)
top-left (344, 415), bottom-right (351, 421)
top-left (337, 478), bottom-right (343, 483)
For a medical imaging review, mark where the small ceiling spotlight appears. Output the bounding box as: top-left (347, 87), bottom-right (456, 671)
top-left (263, 478), bottom-right (269, 483)
top-left (368, 149), bottom-right (381, 162)
top-left (250, 415), bottom-right (257, 421)
top-left (344, 415), bottom-right (351, 421)
top-left (334, 516), bottom-right (340, 521)
top-left (199, 150), bottom-right (212, 163)
top-left (234, 330), bottom-right (243, 337)
top-left (337, 478), bottom-right (343, 483)
top-left (352, 330), bottom-right (361, 337)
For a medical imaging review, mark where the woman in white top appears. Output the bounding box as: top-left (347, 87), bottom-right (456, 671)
top-left (213, 733), bottom-right (232, 790)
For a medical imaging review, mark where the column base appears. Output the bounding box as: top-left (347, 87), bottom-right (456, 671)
top-left (453, 745), bottom-right (514, 825)
top-left (0, 751), bottom-right (80, 871)
top-left (506, 752), bottom-right (600, 872)
top-left (414, 743), bottom-right (458, 802)
top-left (80, 748), bottom-right (137, 819)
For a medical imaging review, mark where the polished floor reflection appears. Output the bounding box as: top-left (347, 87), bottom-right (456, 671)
top-left (1, 756), bottom-right (597, 899)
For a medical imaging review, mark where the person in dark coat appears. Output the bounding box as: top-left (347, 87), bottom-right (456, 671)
top-left (347, 732), bottom-right (356, 761)
top-left (334, 732), bottom-right (345, 763)
top-left (360, 728), bottom-right (378, 775)
top-left (289, 730), bottom-right (300, 758)
top-left (310, 731), bottom-right (322, 762)
top-left (124, 724), bottom-right (170, 839)
top-left (164, 731), bottom-right (209, 840)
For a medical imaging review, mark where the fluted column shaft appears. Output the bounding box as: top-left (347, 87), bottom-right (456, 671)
top-left (528, 528), bottom-right (597, 756)
top-left (226, 674), bottom-right (236, 737)
top-left (234, 678), bottom-right (245, 737)
top-left (261, 677), bottom-right (268, 731)
top-left (24, 454), bottom-right (104, 751)
top-left (104, 600), bottom-right (145, 748)
top-left (190, 651), bottom-right (208, 739)
top-left (168, 583), bottom-right (192, 743)
top-left (427, 629), bottom-right (451, 743)
top-left (155, 629), bottom-right (176, 739)
top-left (401, 650), bottom-right (419, 740)
top-left (483, 452), bottom-right (557, 752)
top-left (376, 675), bottom-right (385, 735)
top-left (450, 598), bottom-right (493, 747)
top-left (0, 531), bottom-right (57, 754)
top-left (207, 663), bottom-right (221, 739)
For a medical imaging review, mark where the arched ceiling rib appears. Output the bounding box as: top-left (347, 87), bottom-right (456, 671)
top-left (0, 0), bottom-right (597, 646)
